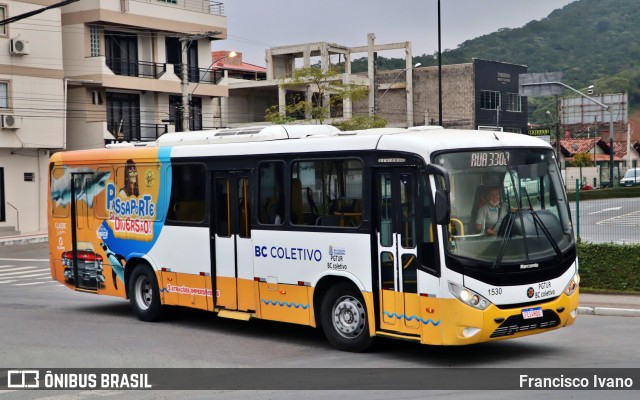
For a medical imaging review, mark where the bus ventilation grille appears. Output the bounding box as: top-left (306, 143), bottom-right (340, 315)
top-left (490, 310), bottom-right (560, 338)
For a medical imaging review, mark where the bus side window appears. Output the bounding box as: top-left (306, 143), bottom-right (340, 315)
top-left (258, 161), bottom-right (284, 225)
top-left (291, 159), bottom-right (363, 228)
top-left (167, 163), bottom-right (206, 223)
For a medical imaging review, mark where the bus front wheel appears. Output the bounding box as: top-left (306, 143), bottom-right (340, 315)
top-left (320, 282), bottom-right (373, 352)
top-left (128, 266), bottom-right (163, 322)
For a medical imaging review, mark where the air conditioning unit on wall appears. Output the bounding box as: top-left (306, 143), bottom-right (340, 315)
top-left (1, 115), bottom-right (22, 129)
top-left (10, 39), bottom-right (30, 55)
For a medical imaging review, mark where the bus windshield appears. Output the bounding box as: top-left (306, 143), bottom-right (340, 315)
top-left (433, 148), bottom-right (573, 267)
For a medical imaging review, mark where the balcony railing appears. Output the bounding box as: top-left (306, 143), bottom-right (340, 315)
top-left (108, 123), bottom-right (169, 142)
top-left (130, 0), bottom-right (225, 15)
top-left (174, 65), bottom-right (224, 84)
top-left (106, 58), bottom-right (166, 79)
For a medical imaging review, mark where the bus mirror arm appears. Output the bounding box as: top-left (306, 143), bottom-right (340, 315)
top-left (426, 164), bottom-right (450, 192)
top-left (427, 164), bottom-right (451, 225)
top-left (434, 190), bottom-right (450, 225)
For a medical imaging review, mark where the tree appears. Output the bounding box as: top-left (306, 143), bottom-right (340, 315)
top-left (265, 65), bottom-right (368, 125)
top-left (569, 152), bottom-right (594, 168)
top-left (333, 115), bottom-right (387, 131)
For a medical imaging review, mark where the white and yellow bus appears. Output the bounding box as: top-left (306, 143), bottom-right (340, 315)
top-left (48, 125), bottom-right (579, 351)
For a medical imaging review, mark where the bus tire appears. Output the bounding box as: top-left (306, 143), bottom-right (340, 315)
top-left (320, 282), bottom-right (373, 352)
top-left (128, 266), bottom-right (162, 322)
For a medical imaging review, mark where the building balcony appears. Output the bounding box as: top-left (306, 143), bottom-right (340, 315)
top-left (131, 0), bottom-right (225, 15)
top-left (61, 0), bottom-right (227, 37)
top-left (174, 65), bottom-right (224, 84)
top-left (106, 58), bottom-right (167, 79)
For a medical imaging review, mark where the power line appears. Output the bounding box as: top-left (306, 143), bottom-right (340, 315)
top-left (0, 0), bottom-right (79, 26)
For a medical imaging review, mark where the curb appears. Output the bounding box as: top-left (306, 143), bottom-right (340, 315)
top-left (578, 306), bottom-right (640, 317)
top-left (0, 235), bottom-right (48, 247)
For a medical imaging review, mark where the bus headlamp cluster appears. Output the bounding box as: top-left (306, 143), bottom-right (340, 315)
top-left (564, 273), bottom-right (580, 296)
top-left (448, 282), bottom-right (491, 310)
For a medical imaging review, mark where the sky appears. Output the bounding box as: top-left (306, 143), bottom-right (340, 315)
top-left (221, 0), bottom-right (577, 66)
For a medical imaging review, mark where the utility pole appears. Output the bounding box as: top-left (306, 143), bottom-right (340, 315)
top-left (179, 31), bottom-right (221, 132)
top-left (180, 37), bottom-right (190, 132)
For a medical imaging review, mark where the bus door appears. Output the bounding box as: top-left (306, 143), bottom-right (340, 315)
top-left (69, 172), bottom-right (101, 291)
top-left (211, 172), bottom-right (254, 311)
top-left (376, 169), bottom-right (421, 333)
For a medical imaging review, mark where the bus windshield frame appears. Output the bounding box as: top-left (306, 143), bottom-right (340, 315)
top-left (432, 148), bottom-right (574, 272)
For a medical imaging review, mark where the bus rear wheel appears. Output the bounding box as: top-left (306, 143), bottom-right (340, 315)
top-left (128, 266), bottom-right (163, 322)
top-left (320, 282), bottom-right (373, 352)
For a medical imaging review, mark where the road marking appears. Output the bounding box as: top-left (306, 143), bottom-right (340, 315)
top-left (597, 210), bottom-right (640, 226)
top-left (590, 207), bottom-right (622, 214)
top-left (14, 281), bottom-right (57, 286)
top-left (0, 265), bottom-right (16, 269)
top-left (0, 258), bottom-right (49, 262)
top-left (33, 390), bottom-right (124, 400)
top-left (7, 273), bottom-right (51, 279)
top-left (0, 267), bottom-right (41, 276)
top-left (0, 280), bottom-right (17, 284)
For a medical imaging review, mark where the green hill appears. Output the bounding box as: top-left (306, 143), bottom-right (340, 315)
top-left (352, 0), bottom-right (640, 122)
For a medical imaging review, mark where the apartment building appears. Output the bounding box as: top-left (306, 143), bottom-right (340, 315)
top-left (0, 0), bottom-right (229, 235)
top-left (0, 0), bottom-right (65, 236)
top-left (61, 0), bottom-right (228, 148)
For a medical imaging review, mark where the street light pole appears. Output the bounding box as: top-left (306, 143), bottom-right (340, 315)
top-left (520, 81), bottom-right (615, 186)
top-left (374, 63), bottom-right (421, 114)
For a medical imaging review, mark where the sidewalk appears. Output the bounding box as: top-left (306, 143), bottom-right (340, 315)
top-left (0, 232), bottom-right (48, 247)
top-left (578, 292), bottom-right (640, 317)
top-left (1, 232), bottom-right (639, 316)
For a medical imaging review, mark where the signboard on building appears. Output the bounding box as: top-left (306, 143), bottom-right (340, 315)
top-left (561, 93), bottom-right (627, 125)
top-left (527, 128), bottom-right (551, 136)
top-left (518, 72), bottom-right (564, 96)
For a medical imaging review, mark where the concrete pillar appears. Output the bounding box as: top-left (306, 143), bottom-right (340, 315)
top-left (278, 86), bottom-right (286, 119)
top-left (405, 42), bottom-right (414, 127)
top-left (343, 50), bottom-right (352, 119)
top-left (266, 48), bottom-right (274, 80)
top-left (221, 97), bottom-right (229, 127)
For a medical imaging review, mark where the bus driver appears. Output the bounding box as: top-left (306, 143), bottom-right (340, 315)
top-left (475, 186), bottom-right (508, 236)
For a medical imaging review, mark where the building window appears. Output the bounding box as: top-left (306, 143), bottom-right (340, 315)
top-left (505, 92), bottom-right (522, 112)
top-left (480, 90), bottom-right (501, 110)
top-left (0, 6), bottom-right (7, 36)
top-left (90, 25), bottom-right (100, 57)
top-left (158, 0), bottom-right (177, 4)
top-left (0, 82), bottom-right (9, 109)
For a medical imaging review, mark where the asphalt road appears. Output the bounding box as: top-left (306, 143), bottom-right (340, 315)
top-left (1, 243), bottom-right (639, 399)
top-left (570, 197), bottom-right (640, 243)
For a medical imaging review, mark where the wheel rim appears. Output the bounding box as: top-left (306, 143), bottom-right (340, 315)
top-left (332, 294), bottom-right (366, 339)
top-left (134, 275), bottom-right (152, 311)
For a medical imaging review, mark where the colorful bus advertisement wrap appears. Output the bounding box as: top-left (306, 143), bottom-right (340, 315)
top-left (49, 147), bottom-right (171, 297)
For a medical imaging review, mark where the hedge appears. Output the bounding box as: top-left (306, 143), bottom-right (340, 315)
top-left (577, 242), bottom-right (640, 292)
top-left (567, 186), bottom-right (640, 201)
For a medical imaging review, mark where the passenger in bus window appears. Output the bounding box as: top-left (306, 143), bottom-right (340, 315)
top-left (119, 159), bottom-right (139, 198)
top-left (474, 186), bottom-right (508, 236)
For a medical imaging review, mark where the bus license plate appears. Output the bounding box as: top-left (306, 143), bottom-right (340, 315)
top-left (522, 307), bottom-right (543, 319)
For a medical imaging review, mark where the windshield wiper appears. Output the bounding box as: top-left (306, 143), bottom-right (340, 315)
top-left (529, 209), bottom-right (563, 260)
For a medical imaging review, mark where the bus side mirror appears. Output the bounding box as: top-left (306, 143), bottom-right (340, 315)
top-left (434, 190), bottom-right (450, 225)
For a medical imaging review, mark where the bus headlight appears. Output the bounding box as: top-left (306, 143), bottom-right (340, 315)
top-left (564, 273), bottom-right (580, 296)
top-left (448, 282), bottom-right (491, 310)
